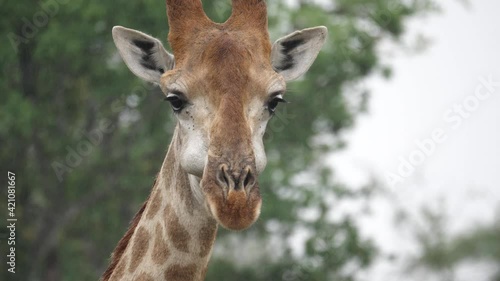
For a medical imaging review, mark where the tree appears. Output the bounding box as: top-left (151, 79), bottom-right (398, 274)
top-left (0, 1), bottom-right (437, 280)
top-left (408, 204), bottom-right (500, 281)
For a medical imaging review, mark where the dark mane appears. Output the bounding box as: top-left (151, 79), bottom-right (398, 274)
top-left (100, 189), bottom-right (152, 281)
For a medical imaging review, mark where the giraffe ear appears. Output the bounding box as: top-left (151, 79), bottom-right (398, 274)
top-left (112, 26), bottom-right (174, 84)
top-left (271, 26), bottom-right (327, 81)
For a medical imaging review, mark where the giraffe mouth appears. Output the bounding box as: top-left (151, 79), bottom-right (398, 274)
top-left (200, 160), bottom-right (262, 231)
top-left (204, 185), bottom-right (262, 231)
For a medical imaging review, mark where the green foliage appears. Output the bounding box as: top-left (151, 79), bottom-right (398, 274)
top-left (409, 205), bottom-right (500, 281)
top-left (0, 1), bottom-right (435, 280)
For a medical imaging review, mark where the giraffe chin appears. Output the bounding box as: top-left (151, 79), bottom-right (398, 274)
top-left (202, 181), bottom-right (262, 231)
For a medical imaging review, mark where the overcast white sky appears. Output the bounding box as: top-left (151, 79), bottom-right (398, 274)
top-left (329, 0), bottom-right (500, 280)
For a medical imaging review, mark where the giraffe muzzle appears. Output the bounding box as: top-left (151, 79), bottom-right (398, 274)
top-left (201, 157), bottom-right (262, 231)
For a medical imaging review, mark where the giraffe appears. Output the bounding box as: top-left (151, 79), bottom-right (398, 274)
top-left (102, 0), bottom-right (327, 280)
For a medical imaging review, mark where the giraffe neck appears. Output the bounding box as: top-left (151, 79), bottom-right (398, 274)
top-left (104, 127), bottom-right (218, 281)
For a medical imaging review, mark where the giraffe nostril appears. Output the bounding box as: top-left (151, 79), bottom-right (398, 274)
top-left (216, 164), bottom-right (233, 190)
top-left (241, 166), bottom-right (256, 191)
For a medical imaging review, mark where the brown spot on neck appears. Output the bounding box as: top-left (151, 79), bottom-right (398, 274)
top-left (152, 222), bottom-right (171, 265)
top-left (164, 204), bottom-right (191, 253)
top-left (198, 219), bottom-right (217, 257)
top-left (128, 226), bottom-right (151, 273)
top-left (136, 272), bottom-right (154, 281)
top-left (164, 263), bottom-right (197, 281)
top-left (146, 189), bottom-right (163, 220)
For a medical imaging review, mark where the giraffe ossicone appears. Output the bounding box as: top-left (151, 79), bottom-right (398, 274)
top-left (103, 0), bottom-right (327, 280)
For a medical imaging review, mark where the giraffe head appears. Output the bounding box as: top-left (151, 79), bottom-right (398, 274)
top-left (112, 0), bottom-right (327, 230)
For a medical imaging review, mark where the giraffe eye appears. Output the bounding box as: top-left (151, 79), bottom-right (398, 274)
top-left (266, 94), bottom-right (287, 114)
top-left (165, 91), bottom-right (187, 112)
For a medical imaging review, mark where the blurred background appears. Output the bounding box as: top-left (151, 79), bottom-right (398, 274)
top-left (1, 0), bottom-right (498, 280)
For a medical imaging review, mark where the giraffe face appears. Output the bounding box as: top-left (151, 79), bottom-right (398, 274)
top-left (158, 27), bottom-right (284, 230)
top-left (112, 0), bottom-right (327, 230)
